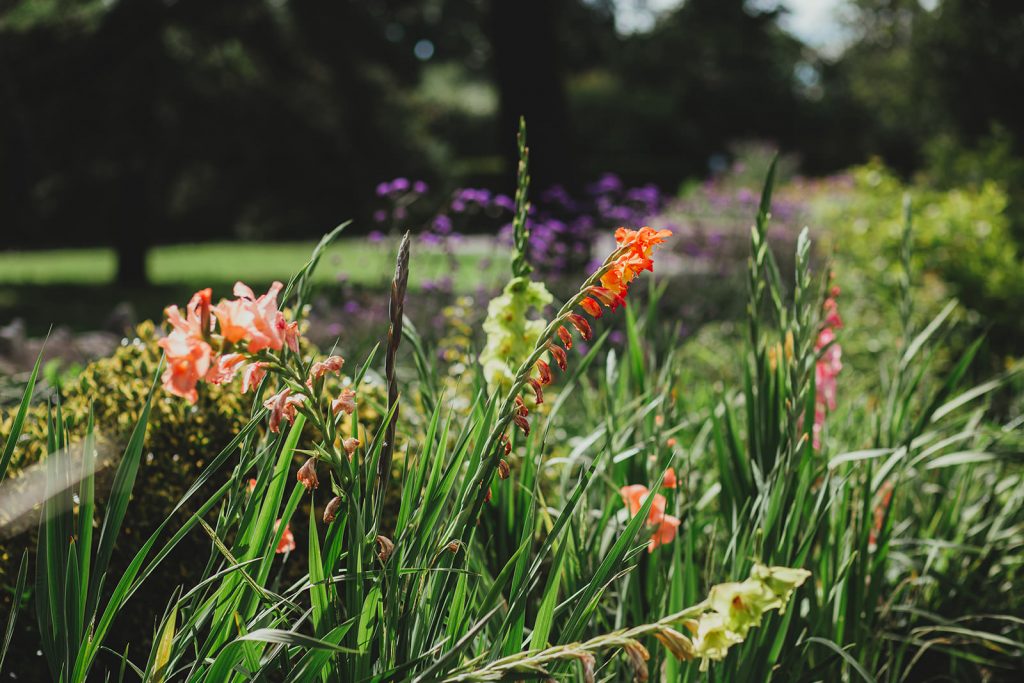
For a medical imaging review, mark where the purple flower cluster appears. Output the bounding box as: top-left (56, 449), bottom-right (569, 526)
top-left (373, 177), bottom-right (430, 225)
top-left (516, 173), bottom-right (664, 276)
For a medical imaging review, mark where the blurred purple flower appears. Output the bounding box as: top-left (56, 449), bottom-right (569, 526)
top-left (413, 180), bottom-right (428, 194)
top-left (368, 229), bottom-right (386, 243)
top-left (391, 177), bottom-right (410, 192)
top-left (493, 194), bottom-right (515, 211)
top-left (587, 172), bottom-right (622, 195)
top-left (433, 214), bottom-right (453, 234)
top-left (373, 210), bottom-right (387, 223)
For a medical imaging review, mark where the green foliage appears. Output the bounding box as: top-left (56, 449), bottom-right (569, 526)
top-left (812, 160), bottom-right (1024, 346)
top-left (1, 162), bottom-right (1021, 682)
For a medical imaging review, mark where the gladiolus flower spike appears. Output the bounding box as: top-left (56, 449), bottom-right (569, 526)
top-left (461, 227), bottom-right (671, 530)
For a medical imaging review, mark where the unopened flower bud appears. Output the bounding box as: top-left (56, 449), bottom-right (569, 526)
top-left (654, 627), bottom-right (695, 662)
top-left (557, 325), bottom-right (573, 349)
top-left (567, 313), bottom-right (593, 341)
top-left (497, 459), bottom-right (510, 480)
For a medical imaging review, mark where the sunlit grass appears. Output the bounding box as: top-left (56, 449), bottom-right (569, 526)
top-left (0, 238), bottom-right (508, 291)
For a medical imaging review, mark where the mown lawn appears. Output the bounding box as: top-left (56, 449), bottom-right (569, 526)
top-left (0, 239), bottom-right (504, 288)
top-left (0, 238), bottom-right (507, 334)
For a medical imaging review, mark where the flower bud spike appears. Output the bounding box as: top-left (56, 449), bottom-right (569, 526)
top-left (557, 326), bottom-right (573, 350)
top-left (548, 343), bottom-right (568, 371)
top-left (535, 360), bottom-right (553, 386)
top-left (500, 432), bottom-right (512, 455)
top-left (580, 297), bottom-right (603, 318)
top-left (527, 377), bottom-right (544, 404)
top-left (567, 313), bottom-right (593, 341)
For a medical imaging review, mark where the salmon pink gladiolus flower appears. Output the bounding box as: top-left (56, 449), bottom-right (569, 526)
top-left (158, 329), bottom-right (212, 403)
top-left (619, 484), bottom-right (667, 525)
top-left (620, 480), bottom-right (679, 552)
top-left (648, 514), bottom-right (681, 553)
top-left (234, 281), bottom-right (290, 353)
top-left (213, 298), bottom-right (255, 344)
top-left (663, 467), bottom-right (677, 489)
top-left (274, 520), bottom-right (295, 554)
top-left (241, 363), bottom-right (267, 393)
top-left (165, 288), bottom-right (213, 339)
top-left (206, 353), bottom-right (246, 385)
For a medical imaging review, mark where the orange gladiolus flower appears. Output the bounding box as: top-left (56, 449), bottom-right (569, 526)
top-left (620, 481), bottom-right (679, 552)
top-left (619, 485), bottom-right (667, 525)
top-left (648, 514), bottom-right (681, 553)
top-left (274, 520), bottom-right (295, 554)
top-left (600, 227), bottom-right (672, 298)
top-left (663, 467), bottom-right (677, 489)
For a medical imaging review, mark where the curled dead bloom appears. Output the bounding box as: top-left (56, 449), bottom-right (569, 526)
top-left (332, 388), bottom-right (357, 416)
top-left (323, 496), bottom-right (342, 523)
top-left (263, 388), bottom-right (305, 433)
top-left (445, 540), bottom-right (461, 554)
top-left (342, 437), bottom-right (360, 455)
top-left (375, 535), bottom-right (395, 564)
top-left (296, 458), bottom-right (319, 490)
top-left (206, 353), bottom-right (246, 385)
top-left (309, 355), bottom-right (345, 383)
top-left (621, 640), bottom-right (650, 683)
top-left (574, 652), bottom-right (596, 683)
top-left (497, 458), bottom-right (511, 480)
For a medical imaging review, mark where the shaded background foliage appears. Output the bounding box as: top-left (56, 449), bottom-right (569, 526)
top-left (3, 0), bottom-right (1024, 283)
